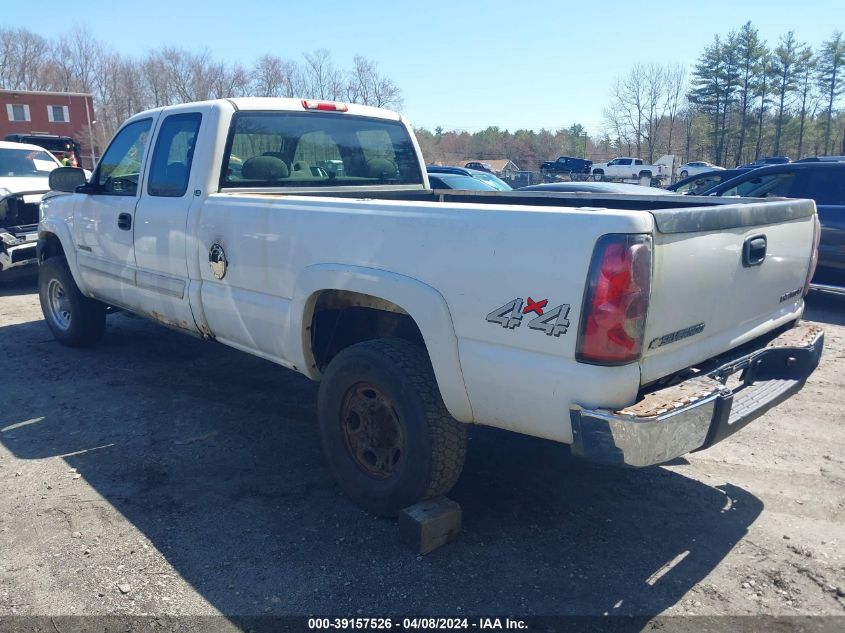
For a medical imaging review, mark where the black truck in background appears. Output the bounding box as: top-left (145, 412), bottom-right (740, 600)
top-left (540, 156), bottom-right (592, 177)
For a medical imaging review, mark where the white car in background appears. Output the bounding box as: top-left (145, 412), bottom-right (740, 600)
top-left (0, 141), bottom-right (66, 276)
top-left (679, 161), bottom-right (723, 178)
top-left (0, 140), bottom-right (65, 197)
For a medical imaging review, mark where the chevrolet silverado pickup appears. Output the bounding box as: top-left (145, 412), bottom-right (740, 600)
top-left (591, 155), bottom-right (674, 183)
top-left (37, 98), bottom-right (823, 516)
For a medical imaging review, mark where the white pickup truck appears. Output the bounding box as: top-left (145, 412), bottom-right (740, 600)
top-left (37, 98), bottom-right (823, 516)
top-left (591, 155), bottom-right (674, 183)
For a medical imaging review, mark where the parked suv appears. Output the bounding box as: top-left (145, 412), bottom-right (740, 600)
top-left (705, 162), bottom-right (845, 293)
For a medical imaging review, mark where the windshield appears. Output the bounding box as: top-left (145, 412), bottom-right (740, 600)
top-left (221, 111), bottom-right (423, 188)
top-left (0, 148), bottom-right (60, 177)
top-left (718, 172), bottom-right (798, 198)
top-left (430, 174), bottom-right (497, 190)
top-left (673, 175), bottom-right (724, 194)
top-left (472, 172), bottom-right (512, 191)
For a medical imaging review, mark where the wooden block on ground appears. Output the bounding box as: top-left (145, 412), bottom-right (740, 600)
top-left (399, 496), bottom-right (462, 555)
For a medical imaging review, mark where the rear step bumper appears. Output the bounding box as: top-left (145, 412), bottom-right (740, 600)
top-left (569, 322), bottom-right (824, 467)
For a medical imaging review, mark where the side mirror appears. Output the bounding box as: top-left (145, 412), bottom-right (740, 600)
top-left (49, 167), bottom-right (87, 193)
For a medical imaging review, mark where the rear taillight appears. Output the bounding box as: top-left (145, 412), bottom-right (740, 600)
top-left (576, 234), bottom-right (652, 365)
top-left (803, 213), bottom-right (821, 297)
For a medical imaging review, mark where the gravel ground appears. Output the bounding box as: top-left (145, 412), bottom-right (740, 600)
top-left (0, 271), bottom-right (843, 624)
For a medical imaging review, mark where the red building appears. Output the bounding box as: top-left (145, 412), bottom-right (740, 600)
top-left (0, 89), bottom-right (97, 168)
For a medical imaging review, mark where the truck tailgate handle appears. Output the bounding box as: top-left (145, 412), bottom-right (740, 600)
top-left (743, 235), bottom-right (767, 267)
top-left (117, 213), bottom-right (132, 231)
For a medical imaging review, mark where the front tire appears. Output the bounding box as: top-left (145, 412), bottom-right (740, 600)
top-left (592, 170), bottom-right (604, 181)
top-left (317, 339), bottom-right (467, 516)
top-left (38, 257), bottom-right (106, 347)
top-left (680, 170), bottom-right (689, 178)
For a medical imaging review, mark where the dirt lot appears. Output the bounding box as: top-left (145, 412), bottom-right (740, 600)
top-left (1, 270), bottom-right (844, 625)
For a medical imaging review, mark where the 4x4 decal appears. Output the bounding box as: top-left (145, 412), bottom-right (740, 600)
top-left (486, 297), bottom-right (571, 336)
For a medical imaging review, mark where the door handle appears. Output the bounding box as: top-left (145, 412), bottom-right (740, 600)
top-left (117, 213), bottom-right (132, 231)
top-left (743, 234), bottom-right (767, 267)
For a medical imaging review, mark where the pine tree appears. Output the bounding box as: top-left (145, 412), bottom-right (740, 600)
top-left (771, 32), bottom-right (804, 156)
top-left (689, 35), bottom-right (739, 164)
top-left (734, 22), bottom-right (767, 165)
top-left (816, 30), bottom-right (845, 155)
top-left (795, 47), bottom-right (816, 158)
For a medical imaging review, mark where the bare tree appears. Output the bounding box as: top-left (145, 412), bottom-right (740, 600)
top-left (345, 55), bottom-right (402, 108)
top-left (0, 28), bottom-right (53, 90)
top-left (53, 26), bottom-right (102, 93)
top-left (303, 49), bottom-right (343, 100)
top-left (251, 54), bottom-right (304, 97)
top-left (663, 64), bottom-right (687, 155)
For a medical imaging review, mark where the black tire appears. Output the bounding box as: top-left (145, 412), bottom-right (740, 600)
top-left (317, 338), bottom-right (467, 516)
top-left (39, 257), bottom-right (106, 347)
top-left (680, 170), bottom-right (689, 178)
top-left (592, 170), bottom-right (604, 181)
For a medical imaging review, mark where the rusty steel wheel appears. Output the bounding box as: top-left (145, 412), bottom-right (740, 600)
top-left (318, 339), bottom-right (467, 516)
top-left (341, 382), bottom-right (406, 479)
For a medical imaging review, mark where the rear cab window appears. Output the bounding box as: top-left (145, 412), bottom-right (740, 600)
top-left (220, 111), bottom-right (423, 189)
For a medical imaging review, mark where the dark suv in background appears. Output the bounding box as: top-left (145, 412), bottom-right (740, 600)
top-left (539, 156), bottom-right (592, 177)
top-left (705, 162), bottom-right (845, 294)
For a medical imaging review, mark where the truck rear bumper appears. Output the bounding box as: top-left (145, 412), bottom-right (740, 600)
top-left (569, 322), bottom-right (824, 467)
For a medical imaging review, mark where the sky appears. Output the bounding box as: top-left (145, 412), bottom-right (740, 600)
top-left (3, 0), bottom-right (842, 135)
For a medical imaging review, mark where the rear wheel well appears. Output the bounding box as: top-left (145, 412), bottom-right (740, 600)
top-left (309, 290), bottom-right (425, 371)
top-left (38, 233), bottom-right (65, 263)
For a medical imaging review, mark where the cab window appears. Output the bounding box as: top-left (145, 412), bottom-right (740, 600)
top-left (147, 113), bottom-right (202, 197)
top-left (221, 111), bottom-right (423, 188)
top-left (96, 119), bottom-right (153, 195)
top-left (720, 172), bottom-right (799, 198)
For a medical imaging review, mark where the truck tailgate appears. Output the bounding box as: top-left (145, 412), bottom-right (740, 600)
top-left (640, 198), bottom-right (817, 384)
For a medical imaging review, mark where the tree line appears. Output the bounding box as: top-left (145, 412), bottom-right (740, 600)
top-left (0, 26), bottom-right (402, 153)
top-left (604, 23), bottom-right (845, 166)
top-left (1, 22), bottom-right (843, 170)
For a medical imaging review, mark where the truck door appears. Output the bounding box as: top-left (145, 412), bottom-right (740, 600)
top-left (131, 111), bottom-right (205, 333)
top-left (75, 117), bottom-right (155, 307)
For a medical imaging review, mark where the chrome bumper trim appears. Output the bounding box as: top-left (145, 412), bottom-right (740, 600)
top-left (570, 322), bottom-right (824, 467)
top-left (810, 283), bottom-right (845, 296)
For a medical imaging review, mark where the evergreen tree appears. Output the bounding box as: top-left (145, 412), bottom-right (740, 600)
top-left (795, 47), bottom-right (816, 158)
top-left (734, 22), bottom-right (767, 165)
top-left (689, 35), bottom-right (739, 163)
top-left (816, 30), bottom-right (845, 155)
top-left (771, 32), bottom-right (804, 155)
